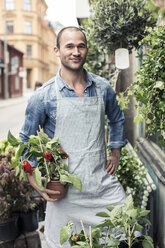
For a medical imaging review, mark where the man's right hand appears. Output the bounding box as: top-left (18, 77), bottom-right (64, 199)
top-left (27, 174), bottom-right (60, 202)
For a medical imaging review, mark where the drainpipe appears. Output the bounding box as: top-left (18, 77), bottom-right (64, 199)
top-left (4, 0), bottom-right (9, 99)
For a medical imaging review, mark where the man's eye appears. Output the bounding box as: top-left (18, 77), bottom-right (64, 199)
top-left (79, 45), bottom-right (85, 48)
top-left (67, 45), bottom-right (73, 48)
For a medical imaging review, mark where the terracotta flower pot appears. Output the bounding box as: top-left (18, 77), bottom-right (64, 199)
top-left (47, 181), bottom-right (67, 200)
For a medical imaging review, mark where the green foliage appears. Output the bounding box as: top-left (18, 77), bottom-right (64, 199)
top-left (8, 130), bottom-right (82, 192)
top-left (87, 0), bottom-right (156, 54)
top-left (116, 147), bottom-right (147, 207)
top-left (60, 195), bottom-right (154, 248)
top-left (0, 154), bottom-right (39, 222)
top-left (133, 25), bottom-right (165, 146)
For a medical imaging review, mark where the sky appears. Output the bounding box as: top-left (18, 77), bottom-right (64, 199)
top-left (45, 0), bottom-right (78, 27)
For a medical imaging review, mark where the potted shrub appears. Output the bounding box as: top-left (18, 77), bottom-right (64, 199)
top-left (87, 0), bottom-right (156, 54)
top-left (12, 179), bottom-right (41, 233)
top-left (0, 155), bottom-right (20, 241)
top-left (8, 130), bottom-right (82, 199)
top-left (60, 195), bottom-right (154, 248)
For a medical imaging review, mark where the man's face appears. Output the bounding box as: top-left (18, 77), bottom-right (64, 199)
top-left (55, 30), bottom-right (88, 72)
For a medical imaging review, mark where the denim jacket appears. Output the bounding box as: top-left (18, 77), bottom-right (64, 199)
top-left (20, 70), bottom-right (127, 155)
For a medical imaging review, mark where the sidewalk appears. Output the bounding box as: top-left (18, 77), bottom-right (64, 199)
top-left (0, 88), bottom-right (33, 109)
top-left (0, 89), bottom-right (48, 248)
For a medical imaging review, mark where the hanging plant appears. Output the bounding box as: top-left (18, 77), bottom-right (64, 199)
top-left (133, 25), bottom-right (165, 146)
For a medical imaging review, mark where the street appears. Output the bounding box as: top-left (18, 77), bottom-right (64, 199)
top-left (0, 91), bottom-right (32, 140)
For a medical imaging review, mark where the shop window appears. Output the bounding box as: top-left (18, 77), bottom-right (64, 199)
top-left (26, 45), bottom-right (32, 58)
top-left (24, 0), bottom-right (31, 11)
top-left (25, 21), bottom-right (32, 34)
top-left (5, 0), bottom-right (14, 10)
top-left (6, 21), bottom-right (14, 34)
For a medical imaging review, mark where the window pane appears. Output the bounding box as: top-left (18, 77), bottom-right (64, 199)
top-left (6, 21), bottom-right (14, 34)
top-left (5, 0), bottom-right (14, 10)
top-left (24, 0), bottom-right (31, 11)
top-left (27, 45), bottom-right (32, 58)
top-left (25, 21), bottom-right (32, 34)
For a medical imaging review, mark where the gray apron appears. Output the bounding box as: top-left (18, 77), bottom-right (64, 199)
top-left (45, 79), bottom-right (126, 248)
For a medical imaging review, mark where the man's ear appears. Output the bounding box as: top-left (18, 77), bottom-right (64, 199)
top-left (54, 46), bottom-right (60, 57)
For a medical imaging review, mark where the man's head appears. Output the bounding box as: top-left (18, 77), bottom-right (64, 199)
top-left (54, 26), bottom-right (88, 72)
top-left (56, 26), bottom-right (87, 49)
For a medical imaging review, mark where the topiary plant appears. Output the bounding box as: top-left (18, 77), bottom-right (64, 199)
top-left (87, 0), bottom-right (157, 54)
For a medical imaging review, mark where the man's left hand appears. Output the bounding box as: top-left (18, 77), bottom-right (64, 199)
top-left (106, 148), bottom-right (121, 176)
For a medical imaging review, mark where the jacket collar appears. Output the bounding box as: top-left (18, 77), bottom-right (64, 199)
top-left (56, 69), bottom-right (94, 91)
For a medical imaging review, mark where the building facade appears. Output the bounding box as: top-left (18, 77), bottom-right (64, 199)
top-left (0, 40), bottom-right (23, 99)
top-left (0, 0), bottom-right (59, 89)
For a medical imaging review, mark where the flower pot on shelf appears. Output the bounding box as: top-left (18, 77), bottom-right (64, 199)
top-left (47, 181), bottom-right (67, 200)
top-left (115, 48), bottom-right (129, 69)
top-left (0, 217), bottom-right (20, 242)
top-left (18, 209), bottom-right (39, 233)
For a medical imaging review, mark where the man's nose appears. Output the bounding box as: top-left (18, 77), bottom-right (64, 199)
top-left (73, 47), bottom-right (80, 55)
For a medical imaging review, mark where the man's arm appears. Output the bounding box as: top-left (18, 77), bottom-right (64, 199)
top-left (105, 84), bottom-right (127, 175)
top-left (20, 92), bottom-right (60, 201)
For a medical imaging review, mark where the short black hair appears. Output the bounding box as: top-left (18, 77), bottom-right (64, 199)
top-left (56, 26), bottom-right (87, 49)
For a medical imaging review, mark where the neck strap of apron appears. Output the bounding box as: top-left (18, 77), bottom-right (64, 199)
top-left (54, 76), bottom-right (102, 99)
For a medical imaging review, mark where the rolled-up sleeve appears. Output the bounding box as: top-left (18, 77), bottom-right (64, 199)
top-left (105, 85), bottom-right (127, 149)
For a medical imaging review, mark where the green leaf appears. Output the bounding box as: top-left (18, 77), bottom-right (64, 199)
top-left (139, 210), bottom-right (150, 217)
top-left (7, 130), bottom-right (20, 146)
top-left (38, 131), bottom-right (50, 144)
top-left (96, 212), bottom-right (110, 217)
top-left (106, 205), bottom-right (115, 212)
top-left (125, 195), bottom-right (134, 210)
top-left (68, 174), bottom-right (82, 192)
top-left (146, 119), bottom-right (151, 124)
top-left (134, 114), bottom-right (143, 123)
top-left (33, 167), bottom-right (42, 189)
top-left (153, 81), bottom-right (164, 90)
top-left (135, 223), bottom-right (143, 232)
top-left (60, 174), bottom-right (72, 184)
top-left (16, 143), bottom-right (26, 159)
top-left (60, 226), bottom-right (71, 245)
top-left (10, 160), bottom-right (19, 169)
top-left (15, 166), bottom-right (20, 176)
top-left (142, 239), bottom-right (154, 248)
top-left (126, 209), bottom-right (138, 219)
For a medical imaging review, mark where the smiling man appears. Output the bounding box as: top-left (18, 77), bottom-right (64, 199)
top-left (20, 26), bottom-right (127, 248)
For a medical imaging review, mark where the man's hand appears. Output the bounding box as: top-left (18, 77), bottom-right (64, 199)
top-left (27, 174), bottom-right (60, 202)
top-left (106, 148), bottom-right (121, 176)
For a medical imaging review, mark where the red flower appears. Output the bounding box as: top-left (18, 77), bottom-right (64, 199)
top-left (44, 152), bottom-right (53, 161)
top-left (23, 161), bottom-right (34, 174)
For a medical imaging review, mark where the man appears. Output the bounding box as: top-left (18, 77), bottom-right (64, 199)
top-left (20, 26), bottom-right (127, 248)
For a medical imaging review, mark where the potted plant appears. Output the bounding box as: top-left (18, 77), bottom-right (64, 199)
top-left (60, 195), bottom-right (154, 248)
top-left (87, 0), bottom-right (156, 54)
top-left (12, 178), bottom-right (41, 233)
top-left (8, 130), bottom-right (82, 199)
top-left (0, 155), bottom-right (20, 241)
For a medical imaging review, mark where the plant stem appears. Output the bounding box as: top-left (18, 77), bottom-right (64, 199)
top-left (37, 130), bottom-right (50, 179)
top-left (80, 220), bottom-right (88, 240)
top-left (89, 226), bottom-right (92, 248)
top-left (128, 225), bottom-right (131, 248)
